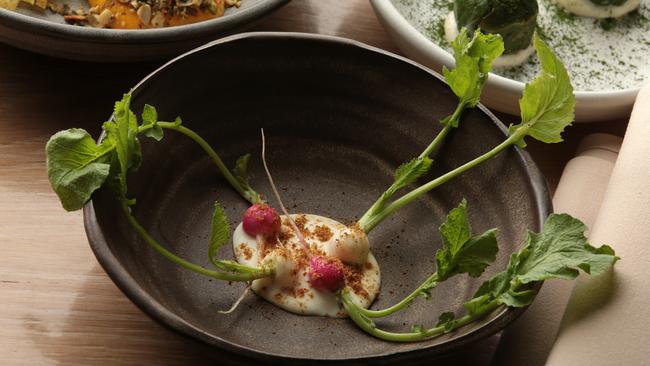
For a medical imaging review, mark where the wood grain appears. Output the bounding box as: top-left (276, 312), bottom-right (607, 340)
top-left (0, 1), bottom-right (627, 364)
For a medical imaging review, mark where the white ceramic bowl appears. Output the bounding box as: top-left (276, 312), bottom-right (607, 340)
top-left (371, 0), bottom-right (640, 122)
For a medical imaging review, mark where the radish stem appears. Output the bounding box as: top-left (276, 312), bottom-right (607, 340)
top-left (260, 128), bottom-right (310, 249)
top-left (358, 129), bottom-right (525, 232)
top-left (357, 103), bottom-right (462, 234)
top-left (219, 284), bottom-right (252, 314)
top-left (120, 200), bottom-right (271, 282)
top-left (340, 289), bottom-right (500, 342)
top-left (354, 273), bottom-right (440, 318)
top-left (150, 122), bottom-right (261, 205)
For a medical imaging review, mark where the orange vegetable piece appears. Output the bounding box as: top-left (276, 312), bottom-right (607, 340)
top-left (89, 0), bottom-right (225, 29)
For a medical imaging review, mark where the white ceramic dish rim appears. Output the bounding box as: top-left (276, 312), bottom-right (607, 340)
top-left (372, 0), bottom-right (640, 103)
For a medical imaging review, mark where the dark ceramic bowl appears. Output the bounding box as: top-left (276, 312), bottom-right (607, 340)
top-left (84, 32), bottom-right (551, 364)
top-left (0, 0), bottom-right (288, 61)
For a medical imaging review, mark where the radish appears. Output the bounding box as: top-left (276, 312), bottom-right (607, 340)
top-left (242, 203), bottom-right (281, 238)
top-left (261, 248), bottom-right (298, 287)
top-left (308, 256), bottom-right (345, 293)
top-left (328, 226), bottom-right (370, 266)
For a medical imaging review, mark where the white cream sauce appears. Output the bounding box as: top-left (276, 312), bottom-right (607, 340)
top-left (232, 214), bottom-right (381, 318)
top-left (444, 11), bottom-right (535, 68)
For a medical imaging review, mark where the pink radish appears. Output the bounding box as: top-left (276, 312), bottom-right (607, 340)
top-left (242, 203), bottom-right (281, 238)
top-left (309, 256), bottom-right (345, 292)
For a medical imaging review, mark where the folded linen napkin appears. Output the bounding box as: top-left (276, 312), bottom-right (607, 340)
top-left (491, 133), bottom-right (621, 366)
top-left (545, 84), bottom-right (650, 365)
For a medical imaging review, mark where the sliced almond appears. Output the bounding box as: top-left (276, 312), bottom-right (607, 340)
top-left (150, 12), bottom-right (165, 28)
top-left (137, 4), bottom-right (151, 26)
top-left (96, 8), bottom-right (113, 27)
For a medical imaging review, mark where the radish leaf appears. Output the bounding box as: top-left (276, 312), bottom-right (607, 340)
top-left (103, 94), bottom-right (142, 199)
top-left (46, 128), bottom-right (113, 211)
top-left (465, 213), bottom-right (618, 316)
top-left (233, 154), bottom-right (253, 189)
top-left (508, 33), bottom-right (575, 147)
top-left (435, 312), bottom-right (456, 333)
top-left (208, 201), bottom-right (253, 273)
top-left (208, 201), bottom-right (230, 263)
top-left (392, 156), bottom-right (434, 193)
top-left (141, 104), bottom-right (164, 141)
top-left (436, 200), bottom-right (498, 280)
top-left (442, 28), bottom-right (504, 126)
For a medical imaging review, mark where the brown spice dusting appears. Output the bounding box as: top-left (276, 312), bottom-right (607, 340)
top-left (295, 288), bottom-right (307, 298)
top-left (293, 215), bottom-right (311, 236)
top-left (351, 223), bottom-right (365, 235)
top-left (290, 247), bottom-right (311, 274)
top-left (343, 263), bottom-right (369, 299)
top-left (260, 236), bottom-right (278, 259)
top-left (281, 286), bottom-right (294, 297)
top-left (309, 244), bottom-right (326, 257)
top-left (238, 243), bottom-right (253, 261)
top-left (313, 225), bottom-right (333, 242)
top-left (280, 286), bottom-right (308, 299)
top-left (274, 292), bottom-right (283, 303)
top-left (278, 226), bottom-right (294, 242)
top-left (364, 262), bottom-right (373, 270)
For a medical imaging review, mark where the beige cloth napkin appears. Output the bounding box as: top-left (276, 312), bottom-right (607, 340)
top-left (545, 85), bottom-right (650, 365)
top-left (491, 133), bottom-right (621, 366)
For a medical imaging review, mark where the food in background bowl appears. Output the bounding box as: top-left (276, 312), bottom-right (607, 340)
top-left (555, 0), bottom-right (640, 18)
top-left (444, 0), bottom-right (539, 67)
top-left (1, 0), bottom-right (242, 28)
top-left (374, 0), bottom-right (648, 120)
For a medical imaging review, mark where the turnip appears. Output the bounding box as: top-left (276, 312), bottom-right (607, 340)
top-left (326, 226), bottom-right (369, 266)
top-left (261, 248), bottom-right (298, 287)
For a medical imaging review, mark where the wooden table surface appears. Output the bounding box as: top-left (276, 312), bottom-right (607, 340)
top-left (0, 1), bottom-right (630, 365)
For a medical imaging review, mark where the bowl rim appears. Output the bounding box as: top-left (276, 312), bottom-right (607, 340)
top-left (0, 0), bottom-right (289, 43)
top-left (83, 31), bottom-right (552, 363)
top-left (370, 0), bottom-right (642, 98)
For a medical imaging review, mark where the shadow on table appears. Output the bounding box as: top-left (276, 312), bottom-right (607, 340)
top-left (22, 265), bottom-right (500, 366)
top-left (21, 265), bottom-right (216, 366)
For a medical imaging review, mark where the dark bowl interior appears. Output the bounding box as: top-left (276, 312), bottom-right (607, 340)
top-left (0, 0), bottom-right (288, 61)
top-left (84, 32), bottom-right (551, 364)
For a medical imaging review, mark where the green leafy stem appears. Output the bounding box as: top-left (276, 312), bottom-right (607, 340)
top-left (341, 30), bottom-right (615, 343)
top-left (357, 28), bottom-right (504, 233)
top-left (358, 126), bottom-right (525, 232)
top-left (46, 95), bottom-right (269, 282)
top-left (358, 31), bottom-right (575, 233)
top-left (139, 122), bottom-right (261, 205)
top-left (342, 213), bottom-right (618, 342)
top-left (121, 200), bottom-right (271, 281)
top-left (341, 289), bottom-right (496, 342)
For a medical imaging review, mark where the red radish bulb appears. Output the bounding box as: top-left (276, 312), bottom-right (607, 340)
top-left (242, 203), bottom-right (281, 238)
top-left (309, 256), bottom-right (345, 292)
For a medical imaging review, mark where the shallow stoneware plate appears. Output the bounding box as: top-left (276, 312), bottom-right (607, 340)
top-left (83, 32), bottom-right (551, 364)
top-left (0, 0), bottom-right (288, 61)
top-left (371, 0), bottom-right (648, 122)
